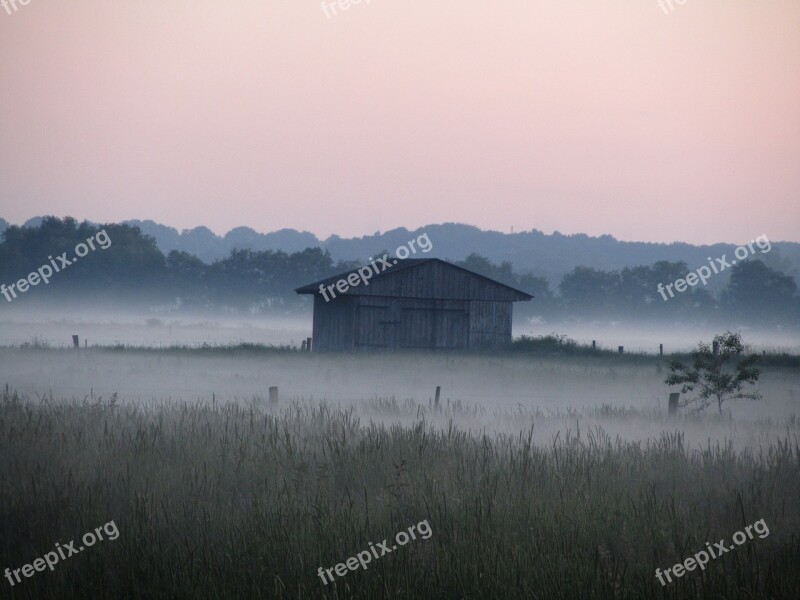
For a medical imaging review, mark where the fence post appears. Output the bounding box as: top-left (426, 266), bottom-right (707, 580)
top-left (306, 337), bottom-right (312, 352)
top-left (592, 340), bottom-right (596, 350)
top-left (72, 335), bottom-right (79, 349)
top-left (434, 386), bottom-right (441, 408)
top-left (659, 343), bottom-right (663, 356)
top-left (618, 346), bottom-right (624, 354)
top-left (269, 386), bottom-right (279, 404)
top-left (712, 341), bottom-right (719, 355)
top-left (668, 392), bottom-right (679, 416)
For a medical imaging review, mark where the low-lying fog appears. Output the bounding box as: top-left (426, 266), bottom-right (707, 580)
top-left (1, 350), bottom-right (798, 452)
top-left (1, 307), bottom-right (797, 453)
top-left (2, 306), bottom-right (799, 353)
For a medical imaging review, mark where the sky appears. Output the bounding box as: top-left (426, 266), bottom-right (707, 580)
top-left (0, 0), bottom-right (798, 245)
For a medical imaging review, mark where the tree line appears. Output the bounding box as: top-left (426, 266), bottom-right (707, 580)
top-left (1, 217), bottom-right (797, 323)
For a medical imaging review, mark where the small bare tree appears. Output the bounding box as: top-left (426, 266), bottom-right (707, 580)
top-left (665, 331), bottom-right (761, 414)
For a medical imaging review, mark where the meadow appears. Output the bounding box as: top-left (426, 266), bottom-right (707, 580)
top-left (1, 345), bottom-right (799, 598)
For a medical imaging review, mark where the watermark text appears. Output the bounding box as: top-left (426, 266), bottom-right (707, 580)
top-left (657, 234), bottom-right (771, 301)
top-left (655, 518), bottom-right (769, 586)
top-left (317, 519), bottom-right (432, 585)
top-left (1, 229), bottom-right (112, 303)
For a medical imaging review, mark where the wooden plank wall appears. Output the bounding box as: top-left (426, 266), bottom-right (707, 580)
top-left (347, 261), bottom-right (526, 302)
top-left (468, 301), bottom-right (512, 348)
top-left (309, 262), bottom-right (523, 351)
top-left (312, 295), bottom-right (356, 351)
top-left (349, 296), bottom-right (471, 350)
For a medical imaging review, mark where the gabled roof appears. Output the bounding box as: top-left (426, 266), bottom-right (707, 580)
top-left (295, 258), bottom-right (533, 301)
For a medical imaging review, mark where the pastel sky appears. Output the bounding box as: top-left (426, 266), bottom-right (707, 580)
top-left (1, 0), bottom-right (798, 244)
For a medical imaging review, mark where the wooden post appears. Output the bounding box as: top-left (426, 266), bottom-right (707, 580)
top-left (592, 340), bottom-right (596, 350)
top-left (306, 337), bottom-right (312, 352)
top-left (659, 343), bottom-right (663, 356)
top-left (668, 392), bottom-right (679, 416)
top-left (434, 386), bottom-right (441, 408)
top-left (712, 341), bottom-right (719, 355)
top-left (301, 340), bottom-right (307, 351)
top-left (269, 386), bottom-right (279, 404)
top-left (72, 335), bottom-right (79, 349)
top-left (618, 346), bottom-right (624, 354)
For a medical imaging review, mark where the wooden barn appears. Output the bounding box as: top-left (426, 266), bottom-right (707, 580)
top-left (295, 258), bottom-right (532, 351)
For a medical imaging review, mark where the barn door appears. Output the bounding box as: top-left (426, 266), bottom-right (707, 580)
top-left (433, 304), bottom-right (469, 348)
top-left (398, 301), bottom-right (435, 349)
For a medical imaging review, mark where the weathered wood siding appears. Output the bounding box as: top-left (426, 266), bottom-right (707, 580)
top-left (312, 294), bottom-right (356, 351)
top-left (314, 295), bottom-right (511, 351)
top-left (351, 297), bottom-right (471, 349)
top-left (468, 301), bottom-right (512, 348)
top-left (304, 259), bottom-right (529, 351)
top-left (347, 260), bottom-right (527, 302)
top-left (345, 296), bottom-right (470, 350)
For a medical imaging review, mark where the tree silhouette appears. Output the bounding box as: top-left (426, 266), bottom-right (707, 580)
top-left (665, 332), bottom-right (761, 414)
top-left (722, 261), bottom-right (798, 321)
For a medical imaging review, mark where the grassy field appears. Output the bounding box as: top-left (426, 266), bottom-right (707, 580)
top-left (1, 383), bottom-right (799, 599)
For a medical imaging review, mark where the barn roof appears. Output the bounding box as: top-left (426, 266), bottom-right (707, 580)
top-left (295, 258), bottom-right (533, 301)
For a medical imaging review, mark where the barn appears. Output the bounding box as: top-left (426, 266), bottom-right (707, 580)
top-left (295, 258), bottom-right (533, 351)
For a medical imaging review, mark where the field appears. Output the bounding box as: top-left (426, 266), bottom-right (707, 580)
top-left (0, 346), bottom-right (799, 599)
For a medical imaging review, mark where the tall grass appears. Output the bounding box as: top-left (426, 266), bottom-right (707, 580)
top-left (0, 386), bottom-right (798, 599)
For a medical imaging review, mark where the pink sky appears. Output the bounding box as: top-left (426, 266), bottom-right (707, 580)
top-left (1, 0), bottom-right (798, 244)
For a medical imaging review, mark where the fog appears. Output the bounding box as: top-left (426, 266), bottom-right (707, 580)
top-left (1, 305), bottom-right (799, 598)
top-left (515, 317), bottom-right (800, 354)
top-left (2, 305), bottom-right (798, 354)
top-left (0, 306), bottom-right (311, 348)
top-left (2, 308), bottom-right (798, 453)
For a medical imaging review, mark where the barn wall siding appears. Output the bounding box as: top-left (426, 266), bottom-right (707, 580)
top-left (303, 259), bottom-right (528, 351)
top-left (350, 296), bottom-right (471, 350)
top-left (340, 261), bottom-right (526, 302)
top-left (312, 295), bottom-right (356, 351)
top-left (468, 301), bottom-right (512, 348)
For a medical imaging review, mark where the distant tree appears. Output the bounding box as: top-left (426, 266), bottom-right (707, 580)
top-left (722, 261), bottom-right (798, 321)
top-left (0, 217), bottom-right (167, 299)
top-left (287, 247), bottom-right (336, 286)
top-left (166, 251), bottom-right (209, 306)
top-left (614, 265), bottom-right (653, 314)
top-left (516, 272), bottom-right (553, 301)
top-left (458, 253), bottom-right (515, 285)
top-left (88, 223), bottom-right (166, 293)
top-left (458, 253), bottom-right (493, 275)
top-left (665, 332), bottom-right (761, 414)
top-left (554, 261), bottom-right (719, 319)
top-left (558, 267), bottom-right (620, 315)
top-left (647, 260), bottom-right (712, 316)
top-left (201, 246), bottom-right (353, 310)
top-left (456, 253), bottom-right (553, 310)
